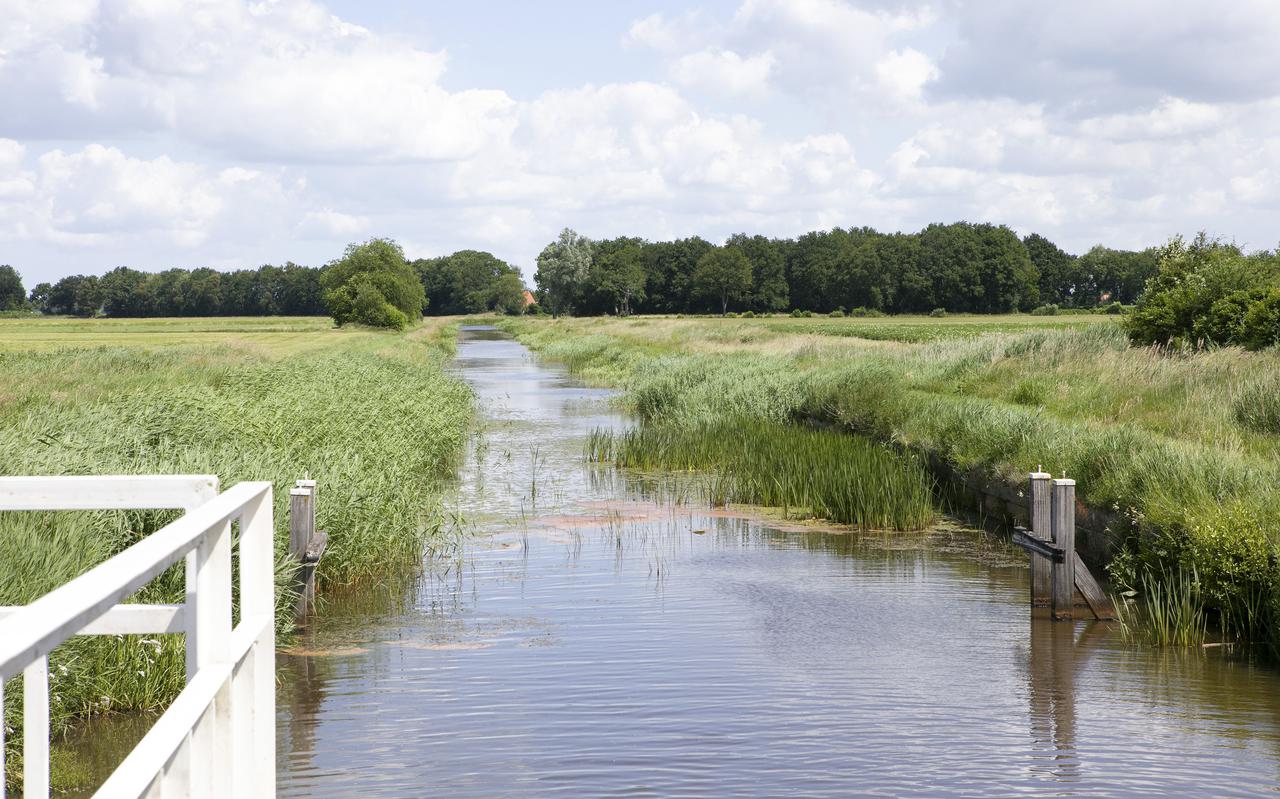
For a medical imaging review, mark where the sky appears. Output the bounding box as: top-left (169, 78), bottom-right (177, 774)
top-left (3, 0), bottom-right (1280, 285)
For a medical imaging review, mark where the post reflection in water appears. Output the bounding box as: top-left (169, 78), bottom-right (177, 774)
top-left (1024, 615), bottom-right (1095, 782)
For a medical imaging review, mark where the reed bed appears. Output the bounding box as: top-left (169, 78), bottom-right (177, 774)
top-left (1, 319), bottom-right (473, 788)
top-left (588, 418), bottom-right (935, 531)
top-left (500, 314), bottom-right (1280, 651)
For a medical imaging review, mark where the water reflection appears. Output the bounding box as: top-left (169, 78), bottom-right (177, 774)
top-left (270, 326), bottom-right (1280, 798)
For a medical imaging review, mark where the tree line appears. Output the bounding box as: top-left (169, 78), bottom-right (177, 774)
top-left (3, 221), bottom-right (1159, 323)
top-left (534, 223), bottom-right (1159, 317)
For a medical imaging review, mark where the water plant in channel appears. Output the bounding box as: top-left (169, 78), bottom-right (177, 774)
top-left (1116, 568), bottom-right (1208, 647)
top-left (588, 417), bottom-right (935, 531)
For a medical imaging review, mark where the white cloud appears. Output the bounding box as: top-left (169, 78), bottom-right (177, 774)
top-left (623, 11), bottom-right (710, 52)
top-left (4, 0), bottom-right (1280, 284)
top-left (0, 143), bottom-right (300, 250)
top-left (670, 49), bottom-right (775, 97)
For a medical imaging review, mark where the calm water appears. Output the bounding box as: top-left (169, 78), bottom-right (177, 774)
top-left (272, 326), bottom-right (1280, 798)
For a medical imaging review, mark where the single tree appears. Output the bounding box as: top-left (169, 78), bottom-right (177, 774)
top-left (534, 228), bottom-right (593, 316)
top-left (693, 247), bottom-right (753, 315)
top-left (594, 245), bottom-right (647, 315)
top-left (321, 238), bottom-right (425, 329)
top-left (490, 272), bottom-right (528, 315)
top-left (0, 265), bottom-right (25, 311)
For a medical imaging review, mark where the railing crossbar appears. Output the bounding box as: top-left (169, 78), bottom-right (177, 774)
top-left (0, 475), bottom-right (275, 798)
top-left (0, 481), bottom-right (268, 681)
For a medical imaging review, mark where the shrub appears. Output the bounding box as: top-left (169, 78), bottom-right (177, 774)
top-left (741, 310), bottom-right (755, 318)
top-left (1240, 289), bottom-right (1280, 351)
top-left (1104, 301), bottom-right (1125, 315)
top-left (1030, 303), bottom-right (1059, 316)
top-left (790, 309), bottom-right (804, 318)
top-left (829, 309), bottom-right (845, 318)
top-left (929, 308), bottom-right (947, 318)
top-left (1127, 234), bottom-right (1280, 346)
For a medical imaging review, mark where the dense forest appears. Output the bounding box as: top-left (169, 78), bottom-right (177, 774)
top-left (4, 222), bottom-right (1158, 319)
top-left (535, 223), bottom-right (1160, 317)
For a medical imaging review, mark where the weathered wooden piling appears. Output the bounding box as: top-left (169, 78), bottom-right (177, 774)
top-left (1029, 470), bottom-right (1052, 606)
top-left (1012, 471), bottom-right (1116, 621)
top-left (289, 480), bottom-right (327, 622)
top-left (1050, 478), bottom-right (1077, 619)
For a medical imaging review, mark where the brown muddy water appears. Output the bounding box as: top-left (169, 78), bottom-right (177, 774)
top-left (51, 326), bottom-right (1280, 797)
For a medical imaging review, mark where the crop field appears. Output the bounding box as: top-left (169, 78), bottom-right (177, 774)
top-left (499, 312), bottom-right (1280, 648)
top-left (1, 316), bottom-right (473, 786)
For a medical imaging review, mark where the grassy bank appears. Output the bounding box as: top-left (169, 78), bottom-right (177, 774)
top-left (498, 314), bottom-right (1280, 648)
top-left (1, 316), bottom-right (473, 786)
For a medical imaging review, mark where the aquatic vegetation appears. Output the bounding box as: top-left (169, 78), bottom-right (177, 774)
top-left (1117, 568), bottom-right (1207, 647)
top-left (588, 418), bottom-right (935, 531)
top-left (500, 313), bottom-right (1280, 650)
top-left (1, 318), bottom-right (473, 785)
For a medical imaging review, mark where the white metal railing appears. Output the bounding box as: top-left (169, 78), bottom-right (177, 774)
top-left (0, 476), bottom-right (275, 798)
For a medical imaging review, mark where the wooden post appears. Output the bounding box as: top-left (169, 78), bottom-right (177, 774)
top-left (1050, 478), bottom-right (1076, 620)
top-left (1029, 471), bottom-right (1052, 607)
top-left (289, 487), bottom-right (314, 622)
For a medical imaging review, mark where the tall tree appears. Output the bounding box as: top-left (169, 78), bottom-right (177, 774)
top-left (727, 234), bottom-right (788, 312)
top-left (1024, 233), bottom-right (1079, 306)
top-left (589, 244), bottom-right (646, 316)
top-left (0, 265), bottom-right (24, 311)
top-left (693, 247), bottom-right (753, 315)
top-left (534, 228), bottom-right (593, 316)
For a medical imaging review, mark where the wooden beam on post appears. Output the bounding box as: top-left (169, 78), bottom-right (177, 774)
top-left (1029, 471), bottom-right (1052, 607)
top-left (1073, 552), bottom-right (1118, 620)
top-left (1050, 477), bottom-right (1076, 620)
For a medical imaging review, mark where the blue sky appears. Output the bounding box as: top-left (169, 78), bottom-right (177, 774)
top-left (3, 1), bottom-right (1280, 285)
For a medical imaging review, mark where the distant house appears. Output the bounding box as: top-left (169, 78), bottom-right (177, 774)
top-left (522, 290), bottom-right (536, 309)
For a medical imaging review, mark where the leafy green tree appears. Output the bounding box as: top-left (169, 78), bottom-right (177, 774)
top-left (321, 238), bottom-right (424, 329)
top-left (47, 275), bottom-right (102, 316)
top-left (1125, 234), bottom-right (1277, 346)
top-left (1024, 233), bottom-right (1079, 306)
top-left (693, 247), bottom-right (753, 315)
top-left (727, 234), bottom-right (788, 312)
top-left (0, 265), bottom-right (25, 311)
top-left (490, 272), bottom-right (528, 315)
top-left (414, 250), bottom-right (523, 315)
top-left (590, 244), bottom-right (646, 315)
top-left (28, 282), bottom-right (52, 312)
top-left (534, 228), bottom-right (593, 316)
top-left (99, 267), bottom-right (152, 316)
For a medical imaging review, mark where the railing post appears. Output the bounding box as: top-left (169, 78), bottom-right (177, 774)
top-left (23, 656), bottom-right (49, 799)
top-left (1029, 471), bottom-right (1052, 606)
top-left (1051, 477), bottom-right (1077, 620)
top-left (189, 514), bottom-right (232, 796)
top-left (240, 487), bottom-right (276, 796)
top-left (185, 479), bottom-right (220, 683)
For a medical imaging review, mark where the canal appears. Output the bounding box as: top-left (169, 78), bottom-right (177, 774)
top-left (273, 325), bottom-right (1280, 798)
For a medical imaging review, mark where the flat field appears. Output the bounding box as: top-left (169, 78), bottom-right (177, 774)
top-left (499, 312), bottom-right (1280, 645)
top-left (1, 316), bottom-right (473, 782)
